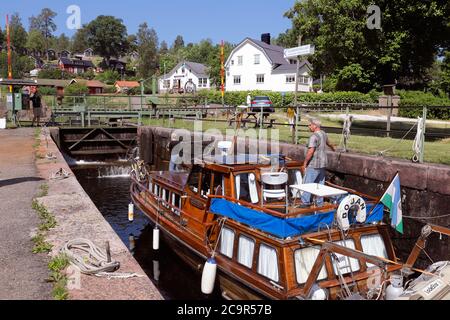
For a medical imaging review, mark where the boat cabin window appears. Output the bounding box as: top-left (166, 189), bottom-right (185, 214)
top-left (162, 189), bottom-right (170, 208)
top-left (188, 166), bottom-right (201, 194)
top-left (332, 239), bottom-right (360, 275)
top-left (237, 235), bottom-right (255, 269)
top-left (212, 173), bottom-right (225, 196)
top-left (235, 173), bottom-right (259, 204)
top-left (257, 244), bottom-right (279, 282)
top-left (294, 246), bottom-right (328, 284)
top-left (219, 227), bottom-right (235, 259)
top-left (154, 184), bottom-right (159, 196)
top-left (360, 234), bottom-right (388, 268)
top-left (171, 193), bottom-right (181, 216)
top-left (200, 171), bottom-right (212, 199)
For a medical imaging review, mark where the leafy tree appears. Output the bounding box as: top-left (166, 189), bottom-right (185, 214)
top-left (38, 69), bottom-right (74, 79)
top-left (9, 13), bottom-right (28, 54)
top-left (172, 35), bottom-right (185, 52)
top-left (26, 29), bottom-right (46, 53)
top-left (55, 33), bottom-right (71, 52)
top-left (71, 26), bottom-right (89, 53)
top-left (0, 52), bottom-right (34, 78)
top-left (29, 8), bottom-right (57, 59)
top-left (206, 42), bottom-right (233, 88)
top-left (95, 69), bottom-right (121, 85)
top-left (0, 27), bottom-right (3, 46)
top-left (65, 83), bottom-right (89, 95)
top-left (441, 51), bottom-right (450, 97)
top-left (127, 34), bottom-right (138, 53)
top-left (159, 41), bottom-right (168, 55)
top-left (136, 23), bottom-right (159, 79)
top-left (86, 16), bottom-right (128, 63)
top-left (280, 0), bottom-right (450, 91)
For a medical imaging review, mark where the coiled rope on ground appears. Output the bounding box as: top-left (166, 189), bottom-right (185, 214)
top-left (60, 239), bottom-right (143, 279)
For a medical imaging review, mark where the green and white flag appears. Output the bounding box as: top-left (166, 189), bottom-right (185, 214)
top-left (380, 174), bottom-right (403, 234)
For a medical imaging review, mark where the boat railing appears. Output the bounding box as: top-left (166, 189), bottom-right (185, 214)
top-left (207, 195), bottom-right (337, 219)
top-left (325, 181), bottom-right (377, 201)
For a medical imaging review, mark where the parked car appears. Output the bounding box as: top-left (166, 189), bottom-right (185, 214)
top-left (250, 96), bottom-right (275, 115)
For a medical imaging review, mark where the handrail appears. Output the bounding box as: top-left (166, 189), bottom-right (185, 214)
top-left (208, 195), bottom-right (337, 219)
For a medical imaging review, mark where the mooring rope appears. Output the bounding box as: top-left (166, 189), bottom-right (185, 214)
top-left (60, 239), bottom-right (143, 279)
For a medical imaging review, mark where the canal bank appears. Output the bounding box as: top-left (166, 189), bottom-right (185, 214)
top-left (33, 127), bottom-right (163, 300)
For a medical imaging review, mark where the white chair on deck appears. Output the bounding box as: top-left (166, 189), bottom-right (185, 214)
top-left (260, 172), bottom-right (289, 213)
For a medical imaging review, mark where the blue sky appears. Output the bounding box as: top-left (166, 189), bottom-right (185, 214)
top-left (0, 0), bottom-right (296, 45)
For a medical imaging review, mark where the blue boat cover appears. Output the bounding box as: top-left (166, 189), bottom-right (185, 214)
top-left (210, 198), bottom-right (385, 239)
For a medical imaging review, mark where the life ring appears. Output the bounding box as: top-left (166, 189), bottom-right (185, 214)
top-left (336, 195), bottom-right (367, 231)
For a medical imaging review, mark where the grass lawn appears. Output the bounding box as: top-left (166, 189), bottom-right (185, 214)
top-left (141, 114), bottom-right (450, 165)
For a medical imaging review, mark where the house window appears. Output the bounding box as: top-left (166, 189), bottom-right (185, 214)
top-left (256, 74), bottom-right (265, 84)
top-left (258, 244), bottom-right (279, 282)
top-left (199, 78), bottom-right (207, 88)
top-left (163, 80), bottom-right (170, 89)
top-left (234, 76), bottom-right (241, 85)
top-left (254, 54), bottom-right (261, 65)
top-left (238, 235), bottom-right (255, 269)
top-left (286, 75), bottom-right (296, 83)
top-left (231, 60), bottom-right (234, 66)
top-left (300, 76), bottom-right (310, 85)
top-left (237, 56), bottom-right (243, 66)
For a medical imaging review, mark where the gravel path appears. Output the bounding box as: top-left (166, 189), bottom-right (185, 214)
top-left (0, 128), bottom-right (52, 300)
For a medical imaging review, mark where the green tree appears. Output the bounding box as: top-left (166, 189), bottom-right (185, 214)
top-left (95, 69), bottom-right (121, 85)
top-left (9, 13), bottom-right (28, 54)
top-left (65, 83), bottom-right (89, 95)
top-left (71, 26), bottom-right (89, 53)
top-left (29, 8), bottom-right (57, 59)
top-left (0, 52), bottom-right (34, 78)
top-left (55, 33), bottom-right (71, 52)
top-left (26, 29), bottom-right (46, 53)
top-left (280, 0), bottom-right (450, 91)
top-left (136, 23), bottom-right (159, 79)
top-left (38, 69), bottom-right (74, 79)
top-left (206, 42), bottom-right (233, 88)
top-left (86, 16), bottom-right (128, 63)
top-left (172, 35), bottom-right (185, 52)
top-left (441, 51), bottom-right (450, 97)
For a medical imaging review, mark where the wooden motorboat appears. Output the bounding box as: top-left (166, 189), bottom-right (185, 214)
top-left (130, 153), bottom-right (444, 300)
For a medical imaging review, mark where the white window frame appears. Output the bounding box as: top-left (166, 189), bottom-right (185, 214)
top-left (295, 246), bottom-right (328, 284)
top-left (220, 227), bottom-right (235, 259)
top-left (257, 244), bottom-right (279, 282)
top-left (332, 239), bottom-right (360, 275)
top-left (286, 75), bottom-right (296, 84)
top-left (256, 74), bottom-right (265, 84)
top-left (237, 235), bottom-right (255, 269)
top-left (361, 234), bottom-right (388, 268)
top-left (254, 54), bottom-right (260, 65)
top-left (233, 75), bottom-right (241, 85)
top-left (237, 56), bottom-right (243, 66)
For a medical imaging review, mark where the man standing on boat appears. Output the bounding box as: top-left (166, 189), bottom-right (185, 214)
top-left (301, 118), bottom-right (336, 207)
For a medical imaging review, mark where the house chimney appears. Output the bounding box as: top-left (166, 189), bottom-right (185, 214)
top-left (261, 33), bottom-right (271, 45)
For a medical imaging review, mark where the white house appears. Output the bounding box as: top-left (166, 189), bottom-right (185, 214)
top-left (225, 35), bottom-right (313, 92)
top-left (159, 61), bottom-right (211, 93)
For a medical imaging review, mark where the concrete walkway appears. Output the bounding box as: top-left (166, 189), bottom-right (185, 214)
top-left (0, 128), bottom-right (52, 300)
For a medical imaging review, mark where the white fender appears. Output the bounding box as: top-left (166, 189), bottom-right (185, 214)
top-left (337, 195), bottom-right (367, 231)
top-left (153, 227), bottom-right (160, 250)
top-left (128, 203), bottom-right (134, 222)
top-left (201, 257), bottom-right (217, 295)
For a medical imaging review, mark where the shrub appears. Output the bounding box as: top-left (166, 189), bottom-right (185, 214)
top-left (65, 83), bottom-right (89, 95)
top-left (398, 90), bottom-right (450, 120)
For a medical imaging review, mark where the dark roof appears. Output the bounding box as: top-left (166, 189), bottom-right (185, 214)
top-left (59, 58), bottom-right (94, 68)
top-left (35, 79), bottom-right (71, 87)
top-left (160, 61), bottom-right (208, 79)
top-left (272, 60), bottom-right (312, 74)
top-left (248, 38), bottom-right (288, 65)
